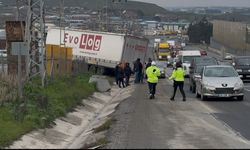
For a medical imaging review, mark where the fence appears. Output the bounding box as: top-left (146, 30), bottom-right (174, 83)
top-left (212, 20), bottom-right (250, 56)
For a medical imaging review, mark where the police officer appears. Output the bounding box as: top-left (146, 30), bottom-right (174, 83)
top-left (169, 61), bottom-right (186, 101)
top-left (146, 61), bottom-right (160, 99)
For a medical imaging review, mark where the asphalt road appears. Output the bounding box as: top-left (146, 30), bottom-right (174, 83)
top-left (104, 44), bottom-right (250, 149)
top-left (202, 50), bottom-right (250, 142)
top-left (105, 76), bottom-right (250, 149)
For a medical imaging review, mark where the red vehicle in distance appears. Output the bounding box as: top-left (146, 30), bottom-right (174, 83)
top-left (200, 49), bottom-right (207, 56)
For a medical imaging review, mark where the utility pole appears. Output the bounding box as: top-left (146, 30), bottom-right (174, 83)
top-left (106, 0), bottom-right (108, 31)
top-left (16, 0), bottom-right (27, 98)
top-left (59, 0), bottom-right (65, 75)
top-left (17, 0), bottom-right (46, 87)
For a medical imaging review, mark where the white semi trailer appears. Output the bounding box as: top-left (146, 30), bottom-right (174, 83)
top-left (46, 27), bottom-right (149, 71)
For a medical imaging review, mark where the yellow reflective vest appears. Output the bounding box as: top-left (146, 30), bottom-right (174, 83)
top-left (146, 66), bottom-right (161, 83)
top-left (169, 67), bottom-right (185, 81)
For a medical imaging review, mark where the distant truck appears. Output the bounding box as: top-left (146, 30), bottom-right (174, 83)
top-left (181, 42), bottom-right (186, 48)
top-left (167, 40), bottom-right (175, 48)
top-left (46, 27), bottom-right (149, 72)
top-left (156, 42), bottom-right (171, 60)
top-left (175, 50), bottom-right (201, 77)
top-left (154, 38), bottom-right (161, 49)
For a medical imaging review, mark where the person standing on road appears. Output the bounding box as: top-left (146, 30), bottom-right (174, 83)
top-left (124, 62), bottom-right (133, 86)
top-left (169, 61), bottom-right (186, 101)
top-left (115, 63), bottom-right (120, 85)
top-left (146, 61), bottom-right (160, 99)
top-left (146, 58), bottom-right (152, 69)
top-left (140, 64), bottom-right (144, 84)
top-left (133, 58), bottom-right (143, 84)
top-left (145, 58), bottom-right (152, 80)
top-left (117, 63), bottom-right (125, 88)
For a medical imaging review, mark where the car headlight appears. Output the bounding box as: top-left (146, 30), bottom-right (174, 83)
top-left (203, 83), bottom-right (215, 91)
top-left (236, 69), bottom-right (242, 72)
top-left (234, 82), bottom-right (244, 90)
top-left (159, 56), bottom-right (162, 59)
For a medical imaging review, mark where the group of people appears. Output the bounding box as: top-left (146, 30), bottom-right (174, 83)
top-left (115, 58), bottom-right (186, 101)
top-left (115, 62), bottom-right (133, 88)
top-left (115, 58), bottom-right (145, 88)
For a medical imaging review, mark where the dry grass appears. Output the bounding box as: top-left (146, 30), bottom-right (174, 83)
top-left (0, 74), bottom-right (18, 105)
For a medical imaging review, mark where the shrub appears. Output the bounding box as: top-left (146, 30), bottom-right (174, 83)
top-left (0, 74), bottom-right (95, 148)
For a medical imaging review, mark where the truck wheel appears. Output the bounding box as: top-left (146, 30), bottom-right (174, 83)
top-left (99, 67), bottom-right (105, 75)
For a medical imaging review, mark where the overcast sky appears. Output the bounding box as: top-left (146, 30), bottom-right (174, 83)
top-left (130, 0), bottom-right (250, 7)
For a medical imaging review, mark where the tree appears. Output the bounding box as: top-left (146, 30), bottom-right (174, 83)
top-left (136, 10), bottom-right (144, 19)
top-left (153, 16), bottom-right (161, 22)
top-left (188, 17), bottom-right (213, 44)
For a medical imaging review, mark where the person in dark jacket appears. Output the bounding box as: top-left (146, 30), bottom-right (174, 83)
top-left (134, 58), bottom-right (143, 83)
top-left (146, 58), bottom-right (152, 69)
top-left (145, 58), bottom-right (152, 79)
top-left (117, 63), bottom-right (125, 88)
top-left (124, 62), bottom-right (133, 86)
top-left (114, 63), bottom-right (120, 85)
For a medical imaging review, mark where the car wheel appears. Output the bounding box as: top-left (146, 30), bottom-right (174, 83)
top-left (195, 87), bottom-right (200, 98)
top-left (237, 96), bottom-right (244, 101)
top-left (201, 91), bottom-right (207, 101)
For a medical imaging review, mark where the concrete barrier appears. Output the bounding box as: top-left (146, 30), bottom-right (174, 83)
top-left (89, 75), bottom-right (111, 92)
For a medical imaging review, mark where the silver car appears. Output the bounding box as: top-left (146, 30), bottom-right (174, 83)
top-left (195, 65), bottom-right (244, 101)
top-left (155, 61), bottom-right (166, 78)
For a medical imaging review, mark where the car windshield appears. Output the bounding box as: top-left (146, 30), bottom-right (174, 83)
top-left (204, 67), bottom-right (238, 77)
top-left (195, 65), bottom-right (204, 73)
top-left (236, 58), bottom-right (250, 66)
top-left (195, 57), bottom-right (217, 65)
top-left (183, 56), bottom-right (200, 63)
top-left (159, 48), bottom-right (169, 53)
top-left (156, 61), bottom-right (167, 68)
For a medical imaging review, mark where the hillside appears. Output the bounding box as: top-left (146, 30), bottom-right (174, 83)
top-left (1, 0), bottom-right (249, 23)
top-left (0, 0), bottom-right (169, 17)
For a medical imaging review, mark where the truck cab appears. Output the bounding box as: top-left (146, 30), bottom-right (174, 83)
top-left (156, 43), bottom-right (170, 60)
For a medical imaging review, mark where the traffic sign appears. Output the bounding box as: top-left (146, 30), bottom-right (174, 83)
top-left (11, 42), bottom-right (29, 56)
